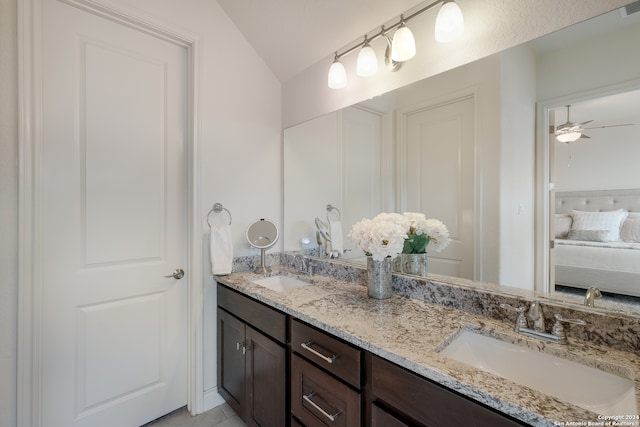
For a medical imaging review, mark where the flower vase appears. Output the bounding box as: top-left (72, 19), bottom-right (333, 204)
top-left (401, 253), bottom-right (428, 277)
top-left (367, 256), bottom-right (393, 299)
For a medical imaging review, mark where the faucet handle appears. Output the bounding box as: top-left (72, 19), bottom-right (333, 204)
top-left (500, 303), bottom-right (525, 313)
top-left (551, 314), bottom-right (586, 344)
top-left (553, 313), bottom-right (586, 326)
top-left (500, 303), bottom-right (528, 331)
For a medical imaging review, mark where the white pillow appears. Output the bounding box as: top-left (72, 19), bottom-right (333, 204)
top-left (620, 219), bottom-right (640, 243)
top-left (554, 214), bottom-right (572, 239)
top-left (570, 209), bottom-right (628, 242)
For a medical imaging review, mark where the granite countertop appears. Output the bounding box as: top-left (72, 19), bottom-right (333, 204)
top-left (215, 266), bottom-right (640, 427)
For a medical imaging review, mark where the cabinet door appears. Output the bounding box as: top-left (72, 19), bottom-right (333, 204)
top-left (217, 308), bottom-right (246, 416)
top-left (245, 325), bottom-right (286, 427)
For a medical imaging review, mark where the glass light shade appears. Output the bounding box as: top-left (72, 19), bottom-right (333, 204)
top-left (435, 0), bottom-right (464, 43)
top-left (356, 44), bottom-right (378, 77)
top-left (391, 23), bottom-right (416, 62)
top-left (328, 59), bottom-right (347, 89)
top-left (556, 132), bottom-right (582, 143)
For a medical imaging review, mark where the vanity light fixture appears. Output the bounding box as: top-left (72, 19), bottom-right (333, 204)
top-left (391, 15), bottom-right (416, 62)
top-left (328, 53), bottom-right (348, 89)
top-left (327, 0), bottom-right (464, 89)
top-left (435, 0), bottom-right (465, 43)
top-left (356, 36), bottom-right (378, 77)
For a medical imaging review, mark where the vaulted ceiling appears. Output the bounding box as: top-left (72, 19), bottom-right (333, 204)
top-left (217, 0), bottom-right (426, 82)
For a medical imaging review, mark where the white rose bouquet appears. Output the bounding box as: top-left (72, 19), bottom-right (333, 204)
top-left (401, 212), bottom-right (451, 254)
top-left (347, 213), bottom-right (407, 261)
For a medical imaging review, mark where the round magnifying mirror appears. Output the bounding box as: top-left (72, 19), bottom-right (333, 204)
top-left (246, 218), bottom-right (279, 273)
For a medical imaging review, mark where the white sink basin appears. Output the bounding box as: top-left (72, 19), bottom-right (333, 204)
top-left (440, 329), bottom-right (637, 416)
top-left (251, 275), bottom-right (311, 292)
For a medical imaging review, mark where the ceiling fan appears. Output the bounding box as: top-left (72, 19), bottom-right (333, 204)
top-left (554, 104), bottom-right (635, 143)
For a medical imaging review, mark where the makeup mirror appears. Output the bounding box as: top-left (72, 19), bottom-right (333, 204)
top-left (247, 218), bottom-right (279, 273)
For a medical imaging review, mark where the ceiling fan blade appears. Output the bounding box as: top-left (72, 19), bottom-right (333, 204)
top-left (579, 133), bottom-right (591, 139)
top-left (583, 123), bottom-right (635, 130)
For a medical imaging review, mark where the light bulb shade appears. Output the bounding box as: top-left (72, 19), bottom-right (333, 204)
top-left (356, 44), bottom-right (378, 77)
top-left (556, 132), bottom-right (582, 143)
top-left (391, 24), bottom-right (416, 62)
top-left (435, 0), bottom-right (464, 42)
top-left (328, 59), bottom-right (347, 89)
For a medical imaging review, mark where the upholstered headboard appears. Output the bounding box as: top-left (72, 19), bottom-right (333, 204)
top-left (556, 189), bottom-right (640, 214)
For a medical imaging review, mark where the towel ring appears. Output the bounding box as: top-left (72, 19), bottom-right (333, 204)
top-left (207, 202), bottom-right (232, 227)
top-left (326, 204), bottom-right (341, 222)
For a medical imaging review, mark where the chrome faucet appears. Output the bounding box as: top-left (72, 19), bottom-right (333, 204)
top-left (527, 300), bottom-right (546, 332)
top-left (584, 286), bottom-right (602, 307)
top-left (293, 254), bottom-right (314, 276)
top-left (501, 301), bottom-right (586, 345)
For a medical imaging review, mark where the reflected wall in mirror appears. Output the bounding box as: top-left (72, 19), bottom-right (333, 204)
top-left (284, 4), bottom-right (640, 314)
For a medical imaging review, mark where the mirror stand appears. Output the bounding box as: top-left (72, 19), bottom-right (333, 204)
top-left (255, 248), bottom-right (271, 274)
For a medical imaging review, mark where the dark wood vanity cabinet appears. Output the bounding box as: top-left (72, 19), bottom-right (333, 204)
top-left (217, 285), bottom-right (287, 427)
top-left (216, 284), bottom-right (532, 427)
top-left (366, 353), bottom-right (529, 427)
top-left (290, 319), bottom-right (362, 427)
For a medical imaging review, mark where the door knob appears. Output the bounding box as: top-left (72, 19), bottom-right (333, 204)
top-left (164, 268), bottom-right (184, 279)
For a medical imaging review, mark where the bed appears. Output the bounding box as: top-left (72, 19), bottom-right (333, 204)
top-left (554, 189), bottom-right (640, 297)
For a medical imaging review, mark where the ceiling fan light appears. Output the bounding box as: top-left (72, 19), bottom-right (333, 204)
top-left (357, 43), bottom-right (378, 77)
top-left (556, 131), bottom-right (582, 143)
top-left (435, 0), bottom-right (465, 43)
top-left (328, 57), bottom-right (347, 89)
top-left (391, 20), bottom-right (416, 62)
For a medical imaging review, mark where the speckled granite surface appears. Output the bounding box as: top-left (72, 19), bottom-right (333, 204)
top-left (215, 261), bottom-right (640, 427)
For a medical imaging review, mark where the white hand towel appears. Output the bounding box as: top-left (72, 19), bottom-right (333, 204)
top-left (328, 220), bottom-right (344, 254)
top-left (210, 224), bottom-right (233, 276)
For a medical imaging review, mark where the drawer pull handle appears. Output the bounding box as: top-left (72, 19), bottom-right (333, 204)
top-left (301, 341), bottom-right (336, 364)
top-left (303, 392), bottom-right (340, 422)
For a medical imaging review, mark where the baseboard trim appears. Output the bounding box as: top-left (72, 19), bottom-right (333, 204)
top-left (201, 387), bottom-right (226, 414)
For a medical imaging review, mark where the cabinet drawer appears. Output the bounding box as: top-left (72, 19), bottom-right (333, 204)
top-left (371, 403), bottom-right (411, 427)
top-left (217, 284), bottom-right (286, 344)
top-left (291, 319), bottom-right (361, 388)
top-left (292, 354), bottom-right (361, 427)
top-left (369, 354), bottom-right (527, 427)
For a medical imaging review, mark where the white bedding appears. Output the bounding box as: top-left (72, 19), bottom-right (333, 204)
top-left (555, 239), bottom-right (640, 296)
top-left (556, 239), bottom-right (640, 272)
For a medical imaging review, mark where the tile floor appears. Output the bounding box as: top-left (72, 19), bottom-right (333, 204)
top-left (143, 403), bottom-right (246, 427)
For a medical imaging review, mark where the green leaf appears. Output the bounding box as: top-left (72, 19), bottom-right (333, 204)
top-left (402, 234), bottom-right (430, 254)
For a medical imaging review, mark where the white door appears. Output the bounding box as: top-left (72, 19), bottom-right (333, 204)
top-left (402, 96), bottom-right (475, 279)
top-left (41, 1), bottom-right (188, 426)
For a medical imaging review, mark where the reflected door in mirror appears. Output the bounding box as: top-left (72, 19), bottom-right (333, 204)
top-left (401, 96), bottom-right (475, 279)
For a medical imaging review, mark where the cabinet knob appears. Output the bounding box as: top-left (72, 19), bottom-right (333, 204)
top-left (236, 341), bottom-right (250, 355)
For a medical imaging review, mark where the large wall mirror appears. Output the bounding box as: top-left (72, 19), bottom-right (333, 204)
top-left (284, 4), bottom-right (640, 316)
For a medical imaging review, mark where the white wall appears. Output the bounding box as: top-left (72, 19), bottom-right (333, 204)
top-left (498, 45), bottom-right (537, 289)
top-left (1, 0), bottom-right (18, 425)
top-left (283, 0), bottom-right (631, 128)
top-left (283, 112), bottom-right (339, 251)
top-left (537, 20), bottom-right (640, 195)
top-left (555, 127), bottom-right (640, 192)
top-left (537, 20), bottom-right (640, 102)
